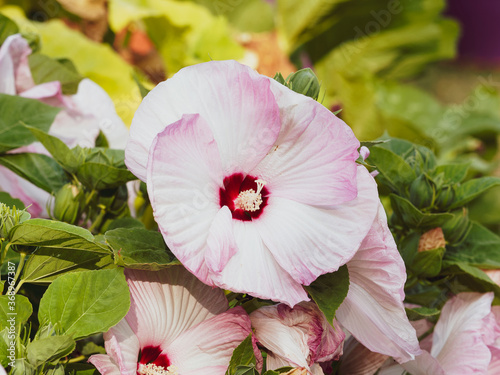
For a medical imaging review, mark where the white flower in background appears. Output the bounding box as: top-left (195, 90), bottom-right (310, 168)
top-left (0, 34), bottom-right (129, 216)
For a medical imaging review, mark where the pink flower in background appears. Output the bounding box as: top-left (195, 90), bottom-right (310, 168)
top-left (125, 60), bottom-right (380, 306)
top-left (380, 292), bottom-right (500, 375)
top-left (89, 266), bottom-right (258, 375)
top-left (0, 34), bottom-right (129, 216)
top-left (250, 301), bottom-right (344, 374)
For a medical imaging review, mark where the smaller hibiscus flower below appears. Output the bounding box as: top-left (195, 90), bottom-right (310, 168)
top-left (89, 266), bottom-right (260, 375)
top-left (379, 292), bottom-right (500, 375)
top-left (250, 301), bottom-right (344, 375)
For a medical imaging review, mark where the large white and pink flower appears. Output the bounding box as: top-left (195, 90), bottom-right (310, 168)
top-left (125, 60), bottom-right (380, 306)
top-left (89, 266), bottom-right (258, 375)
top-left (380, 292), bottom-right (500, 375)
top-left (250, 301), bottom-right (344, 375)
top-left (0, 34), bottom-right (129, 216)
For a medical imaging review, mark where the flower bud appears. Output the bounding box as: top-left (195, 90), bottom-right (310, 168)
top-left (434, 184), bottom-right (456, 210)
top-left (441, 208), bottom-right (471, 245)
top-left (286, 68), bottom-right (321, 100)
top-left (409, 174), bottom-right (435, 209)
top-left (0, 203), bottom-right (30, 239)
top-left (52, 184), bottom-right (84, 224)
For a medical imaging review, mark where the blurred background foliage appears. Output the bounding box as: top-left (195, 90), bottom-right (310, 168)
top-left (1, 0), bottom-right (499, 232)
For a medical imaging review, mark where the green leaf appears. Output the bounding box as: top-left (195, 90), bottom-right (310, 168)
top-left (26, 126), bottom-right (80, 173)
top-left (304, 265), bottom-right (349, 324)
top-left (226, 334), bottom-right (256, 375)
top-left (0, 294), bottom-right (32, 334)
top-left (77, 162), bottom-right (136, 190)
top-left (369, 146), bottom-right (416, 194)
top-left (432, 164), bottom-right (469, 184)
top-left (28, 53), bottom-right (83, 95)
top-left (9, 219), bottom-right (109, 253)
top-left (64, 363), bottom-right (99, 375)
top-left (21, 247), bottom-right (114, 284)
top-left (445, 222), bottom-right (500, 269)
top-left (0, 94), bottom-right (60, 153)
top-left (390, 194), bottom-right (453, 229)
top-left (0, 192), bottom-right (25, 209)
top-left (106, 217), bottom-right (145, 231)
top-left (105, 228), bottom-right (178, 270)
top-left (0, 153), bottom-right (69, 193)
top-left (38, 268), bottom-right (130, 340)
top-left (76, 149), bottom-right (136, 190)
top-left (405, 306), bottom-right (440, 321)
top-left (26, 335), bottom-right (75, 367)
top-left (410, 247), bottom-right (445, 278)
top-left (233, 366), bottom-right (259, 375)
top-left (450, 177), bottom-right (500, 209)
top-left (79, 341), bottom-right (106, 356)
top-left (442, 261), bottom-right (500, 298)
top-left (0, 14), bottom-right (18, 45)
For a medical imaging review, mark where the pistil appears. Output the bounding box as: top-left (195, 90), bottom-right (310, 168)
top-left (234, 179), bottom-right (266, 212)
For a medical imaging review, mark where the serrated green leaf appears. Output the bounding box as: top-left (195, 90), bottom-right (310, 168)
top-left (0, 94), bottom-right (60, 153)
top-left (390, 194), bottom-right (453, 229)
top-left (445, 222), bottom-right (500, 269)
top-left (432, 164), bottom-right (469, 184)
top-left (304, 265), bottom-right (349, 324)
top-left (76, 162), bottom-right (136, 190)
top-left (0, 152), bottom-right (69, 193)
top-left (442, 261), bottom-right (500, 299)
top-left (226, 334), bottom-right (256, 375)
top-left (106, 217), bottom-right (145, 231)
top-left (105, 228), bottom-right (177, 270)
top-left (38, 268), bottom-right (130, 340)
top-left (450, 177), bottom-right (500, 209)
top-left (21, 247), bottom-right (114, 284)
top-left (26, 126), bottom-right (80, 172)
top-left (9, 219), bottom-right (108, 253)
top-left (369, 146), bottom-right (416, 194)
top-left (26, 335), bottom-right (75, 367)
top-left (28, 53), bottom-right (83, 95)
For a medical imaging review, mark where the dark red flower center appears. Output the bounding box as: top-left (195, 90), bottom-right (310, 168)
top-left (219, 173), bottom-right (269, 221)
top-left (137, 345), bottom-right (170, 375)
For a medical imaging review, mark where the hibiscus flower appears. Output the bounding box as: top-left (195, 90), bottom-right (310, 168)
top-left (0, 34), bottom-right (128, 216)
top-left (89, 266), bottom-right (258, 375)
top-left (125, 60), bottom-right (380, 306)
top-left (379, 292), bottom-right (500, 375)
top-left (250, 301), bottom-right (344, 374)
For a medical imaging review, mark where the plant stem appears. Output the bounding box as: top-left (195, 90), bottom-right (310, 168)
top-left (89, 207), bottom-right (106, 234)
top-left (12, 252), bottom-right (26, 294)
